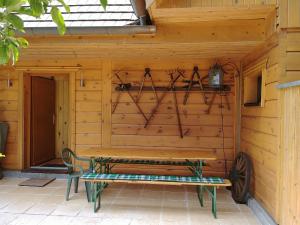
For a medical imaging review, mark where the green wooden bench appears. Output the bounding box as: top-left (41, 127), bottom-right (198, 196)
top-left (81, 173), bottom-right (231, 218)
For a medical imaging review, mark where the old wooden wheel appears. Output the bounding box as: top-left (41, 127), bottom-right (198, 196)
top-left (229, 152), bottom-right (251, 203)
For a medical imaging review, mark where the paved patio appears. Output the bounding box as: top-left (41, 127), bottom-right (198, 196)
top-left (0, 177), bottom-right (260, 225)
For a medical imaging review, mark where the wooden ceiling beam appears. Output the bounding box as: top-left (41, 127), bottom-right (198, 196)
top-left (151, 5), bottom-right (276, 23)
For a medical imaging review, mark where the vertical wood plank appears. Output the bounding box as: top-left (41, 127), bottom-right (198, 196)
top-left (17, 71), bottom-right (23, 169)
top-left (23, 73), bottom-right (31, 169)
top-left (279, 0), bottom-right (288, 28)
top-left (280, 86), bottom-right (300, 225)
top-left (288, 0), bottom-right (300, 27)
top-left (102, 60), bottom-right (112, 148)
top-left (69, 72), bottom-right (76, 152)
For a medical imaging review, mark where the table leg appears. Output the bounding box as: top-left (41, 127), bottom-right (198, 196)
top-left (197, 186), bottom-right (204, 207)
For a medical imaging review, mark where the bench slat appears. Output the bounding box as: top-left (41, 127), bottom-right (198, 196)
top-left (95, 158), bottom-right (206, 166)
top-left (81, 173), bottom-right (231, 186)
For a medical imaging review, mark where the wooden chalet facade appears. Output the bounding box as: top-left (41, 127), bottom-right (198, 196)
top-left (0, 0), bottom-right (299, 224)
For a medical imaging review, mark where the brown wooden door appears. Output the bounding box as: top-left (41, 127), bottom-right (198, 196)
top-left (31, 77), bottom-right (55, 166)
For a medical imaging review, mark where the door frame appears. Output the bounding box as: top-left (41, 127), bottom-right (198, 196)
top-left (19, 69), bottom-right (77, 169)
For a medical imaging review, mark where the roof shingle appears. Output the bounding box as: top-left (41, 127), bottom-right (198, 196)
top-left (23, 0), bottom-right (138, 27)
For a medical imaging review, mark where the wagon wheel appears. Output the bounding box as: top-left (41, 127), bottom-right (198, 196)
top-left (229, 152), bottom-right (251, 204)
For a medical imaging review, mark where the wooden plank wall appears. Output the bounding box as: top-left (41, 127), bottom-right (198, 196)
top-left (75, 70), bottom-right (102, 153)
top-left (280, 0), bottom-right (300, 28)
top-left (55, 76), bottom-right (69, 158)
top-left (278, 28), bottom-right (300, 225)
top-left (0, 59), bottom-right (236, 178)
top-left (284, 31), bottom-right (300, 82)
top-left (0, 70), bottom-right (20, 169)
top-left (157, 0), bottom-right (277, 8)
top-left (110, 60), bottom-right (236, 177)
top-left (241, 45), bottom-right (281, 222)
top-left (280, 86), bottom-right (300, 225)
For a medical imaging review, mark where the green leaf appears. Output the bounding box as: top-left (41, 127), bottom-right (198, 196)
top-left (51, 6), bottom-right (66, 35)
top-left (0, 42), bottom-right (9, 65)
top-left (18, 7), bottom-right (35, 16)
top-left (29, 0), bottom-right (44, 17)
top-left (6, 14), bottom-right (24, 32)
top-left (4, 0), bottom-right (25, 12)
top-left (17, 37), bottom-right (29, 48)
top-left (9, 43), bottom-right (20, 63)
top-left (0, 0), bottom-right (4, 7)
top-left (100, 0), bottom-right (107, 10)
top-left (57, 0), bottom-right (70, 13)
top-left (42, 1), bottom-right (48, 13)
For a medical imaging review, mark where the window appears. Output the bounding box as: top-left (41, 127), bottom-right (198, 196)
top-left (243, 66), bottom-right (266, 107)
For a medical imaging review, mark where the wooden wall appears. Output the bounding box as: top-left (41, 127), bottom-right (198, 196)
top-left (0, 70), bottom-right (20, 169)
top-left (0, 59), bottom-right (236, 178)
top-left (156, 0), bottom-right (277, 8)
top-left (282, 30), bottom-right (300, 83)
top-left (75, 70), bottom-right (102, 153)
top-left (55, 76), bottom-right (69, 158)
top-left (280, 0), bottom-right (300, 28)
top-left (277, 27), bottom-right (300, 225)
top-left (280, 86), bottom-right (300, 225)
top-left (241, 45), bottom-right (281, 222)
top-left (108, 60), bottom-right (236, 177)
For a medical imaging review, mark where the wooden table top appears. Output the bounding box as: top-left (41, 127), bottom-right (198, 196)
top-left (80, 148), bottom-right (217, 161)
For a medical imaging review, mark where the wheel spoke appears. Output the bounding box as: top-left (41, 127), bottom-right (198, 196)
top-left (236, 180), bottom-right (242, 195)
top-left (238, 174), bottom-right (246, 180)
top-left (236, 158), bottom-right (241, 170)
top-left (239, 161), bottom-right (247, 173)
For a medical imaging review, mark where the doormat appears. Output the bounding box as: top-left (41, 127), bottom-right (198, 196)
top-left (19, 178), bottom-right (56, 187)
top-left (40, 163), bottom-right (66, 168)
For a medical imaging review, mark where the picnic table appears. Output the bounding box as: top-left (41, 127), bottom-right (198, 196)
top-left (79, 147), bottom-right (217, 177)
top-left (79, 148), bottom-right (231, 218)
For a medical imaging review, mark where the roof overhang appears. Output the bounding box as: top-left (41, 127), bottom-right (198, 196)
top-left (23, 25), bottom-right (157, 36)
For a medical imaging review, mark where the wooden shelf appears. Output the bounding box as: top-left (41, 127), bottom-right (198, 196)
top-left (115, 85), bottom-right (231, 93)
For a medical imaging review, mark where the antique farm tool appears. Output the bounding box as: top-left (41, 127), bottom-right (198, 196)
top-left (229, 152), bottom-right (251, 204)
top-left (183, 66), bottom-right (207, 105)
top-left (206, 92), bottom-right (230, 114)
top-left (112, 91), bottom-right (121, 113)
top-left (206, 92), bottom-right (217, 114)
top-left (144, 69), bottom-right (184, 128)
top-left (136, 68), bottom-right (159, 103)
top-left (114, 72), bottom-right (148, 122)
top-left (112, 82), bottom-right (131, 114)
top-left (170, 73), bottom-right (183, 138)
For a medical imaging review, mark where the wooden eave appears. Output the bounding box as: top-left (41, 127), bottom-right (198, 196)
top-left (19, 17), bottom-right (272, 61)
top-left (149, 5), bottom-right (276, 23)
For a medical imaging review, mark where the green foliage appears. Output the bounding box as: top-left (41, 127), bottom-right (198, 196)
top-left (100, 0), bottom-right (108, 10)
top-left (0, 0), bottom-right (108, 65)
top-left (50, 6), bottom-right (65, 35)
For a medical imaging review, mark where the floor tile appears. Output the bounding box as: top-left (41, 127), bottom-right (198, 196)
top-left (0, 213), bottom-right (19, 225)
top-left (100, 217), bottom-right (131, 225)
top-left (0, 178), bottom-right (262, 225)
top-left (8, 214), bottom-right (46, 225)
top-left (38, 215), bottom-right (73, 225)
top-left (25, 203), bottom-right (58, 215)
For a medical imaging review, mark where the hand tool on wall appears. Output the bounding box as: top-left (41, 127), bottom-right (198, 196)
top-left (112, 82), bottom-right (131, 113)
top-left (206, 92), bottom-right (230, 114)
top-left (112, 91), bottom-right (121, 114)
top-left (114, 72), bottom-right (149, 122)
top-left (206, 92), bottom-right (217, 114)
top-left (170, 73), bottom-right (183, 138)
top-left (144, 69), bottom-right (184, 128)
top-left (183, 66), bottom-right (207, 105)
top-left (136, 68), bottom-right (159, 103)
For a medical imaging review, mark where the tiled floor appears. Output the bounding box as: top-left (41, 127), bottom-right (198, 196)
top-left (0, 177), bottom-right (261, 225)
